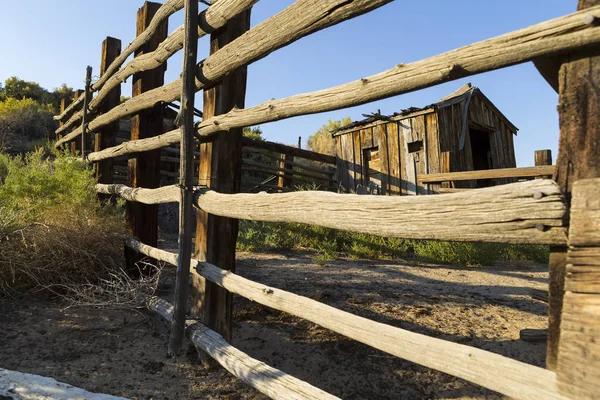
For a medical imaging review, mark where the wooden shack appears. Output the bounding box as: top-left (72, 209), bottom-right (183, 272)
top-left (332, 83), bottom-right (518, 195)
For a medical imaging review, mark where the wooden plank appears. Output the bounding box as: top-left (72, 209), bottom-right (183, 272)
top-left (193, 179), bottom-right (567, 245)
top-left (148, 297), bottom-right (338, 400)
top-left (425, 112), bottom-right (440, 194)
top-left (278, 154), bottom-right (292, 188)
top-left (192, 2), bottom-right (251, 344)
top-left (373, 123), bottom-right (389, 195)
top-left (419, 165), bottom-right (556, 183)
top-left (129, 241), bottom-right (566, 400)
top-left (399, 120), bottom-right (416, 195)
top-left (125, 1), bottom-right (169, 274)
top-left (57, 0), bottom-right (393, 147)
top-left (70, 89), bottom-right (84, 156)
top-left (557, 179), bottom-right (600, 397)
top-left (386, 122), bottom-right (401, 195)
top-left (550, 2), bottom-right (600, 373)
top-left (520, 329), bottom-right (548, 342)
top-left (242, 137), bottom-right (336, 165)
top-left (95, 37), bottom-right (122, 185)
top-left (352, 131), bottom-right (362, 187)
top-left (412, 115), bottom-right (428, 195)
top-left (86, 7), bottom-right (600, 162)
top-left (167, 0), bottom-right (199, 357)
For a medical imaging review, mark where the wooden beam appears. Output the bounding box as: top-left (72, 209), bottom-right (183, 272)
top-left (418, 165), bottom-right (556, 183)
top-left (86, 7), bottom-right (600, 163)
top-left (125, 1), bottom-right (169, 275)
top-left (242, 137), bottom-right (337, 164)
top-left (549, 0), bottom-right (600, 372)
top-left (129, 241), bottom-right (566, 400)
top-left (95, 37), bottom-right (122, 185)
top-left (56, 0), bottom-right (395, 147)
top-left (147, 297), bottom-right (339, 400)
top-left (70, 89), bottom-right (84, 156)
top-left (168, 0), bottom-right (198, 357)
top-left (192, 179), bottom-right (567, 245)
top-left (192, 1), bottom-right (251, 345)
top-left (557, 178), bottom-right (600, 398)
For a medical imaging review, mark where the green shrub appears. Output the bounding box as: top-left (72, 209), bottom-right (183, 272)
top-left (0, 149), bottom-right (128, 296)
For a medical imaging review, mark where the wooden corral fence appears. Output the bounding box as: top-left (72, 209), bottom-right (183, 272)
top-left (52, 0), bottom-right (600, 398)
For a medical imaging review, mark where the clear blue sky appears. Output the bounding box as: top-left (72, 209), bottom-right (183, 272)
top-left (0, 1), bottom-right (574, 166)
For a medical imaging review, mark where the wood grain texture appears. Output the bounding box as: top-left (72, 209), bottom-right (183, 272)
top-left (129, 241), bottom-right (566, 400)
top-left (96, 183), bottom-right (179, 203)
top-left (125, 2), bottom-right (168, 275)
top-left (168, 0), bottom-right (199, 357)
top-left (418, 165), bottom-right (556, 183)
top-left (192, 2), bottom-right (250, 345)
top-left (191, 179), bottom-right (567, 245)
top-left (550, 0), bottom-right (600, 373)
top-left (147, 297), bottom-right (338, 400)
top-left (556, 177), bottom-right (600, 398)
top-left (56, 0), bottom-right (393, 148)
top-left (86, 6), bottom-right (600, 162)
top-left (95, 37), bottom-right (122, 185)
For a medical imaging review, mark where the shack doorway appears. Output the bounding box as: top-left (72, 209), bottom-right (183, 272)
top-left (363, 147), bottom-right (382, 194)
top-left (469, 127), bottom-right (493, 187)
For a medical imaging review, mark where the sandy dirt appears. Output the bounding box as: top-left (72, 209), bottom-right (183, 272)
top-left (0, 251), bottom-right (549, 399)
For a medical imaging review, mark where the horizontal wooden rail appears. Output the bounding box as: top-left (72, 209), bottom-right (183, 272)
top-left (147, 297), bottom-right (337, 400)
top-left (97, 183), bottom-right (180, 204)
top-left (54, 0), bottom-right (184, 123)
top-left (55, 0), bottom-right (258, 134)
top-left (56, 0), bottom-right (392, 147)
top-left (195, 179), bottom-right (567, 245)
top-left (419, 165), bottom-right (557, 183)
top-left (242, 159), bottom-right (334, 183)
top-left (129, 240), bottom-right (566, 400)
top-left (99, 179), bottom-right (567, 245)
top-left (243, 147), bottom-right (335, 175)
top-left (86, 7), bottom-right (600, 162)
top-left (242, 137), bottom-right (337, 165)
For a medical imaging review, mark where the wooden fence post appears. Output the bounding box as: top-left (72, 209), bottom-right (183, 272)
top-left (556, 178), bottom-right (600, 398)
top-left (95, 37), bottom-right (122, 184)
top-left (125, 1), bottom-right (168, 273)
top-left (546, 0), bottom-right (600, 372)
top-left (70, 90), bottom-right (84, 156)
top-left (57, 98), bottom-right (71, 141)
top-left (534, 149), bottom-right (552, 180)
top-left (278, 153), bottom-right (294, 189)
top-left (192, 1), bottom-right (251, 343)
top-left (81, 66), bottom-right (93, 160)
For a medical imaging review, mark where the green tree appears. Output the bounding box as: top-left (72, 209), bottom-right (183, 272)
top-left (52, 83), bottom-right (74, 108)
top-left (0, 97), bottom-right (56, 153)
top-left (243, 126), bottom-right (264, 141)
top-left (307, 117), bottom-right (351, 156)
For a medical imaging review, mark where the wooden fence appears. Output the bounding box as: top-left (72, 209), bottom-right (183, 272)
top-left (53, 0), bottom-right (600, 398)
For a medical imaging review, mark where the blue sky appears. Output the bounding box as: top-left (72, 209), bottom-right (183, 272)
top-left (0, 1), bottom-right (574, 166)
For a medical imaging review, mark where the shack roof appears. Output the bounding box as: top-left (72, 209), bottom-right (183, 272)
top-left (331, 83), bottom-right (518, 137)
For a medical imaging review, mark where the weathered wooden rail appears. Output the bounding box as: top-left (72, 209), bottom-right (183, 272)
top-left (54, 0), bottom-right (600, 398)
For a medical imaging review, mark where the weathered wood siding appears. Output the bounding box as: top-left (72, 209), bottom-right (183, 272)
top-left (334, 91), bottom-right (516, 195)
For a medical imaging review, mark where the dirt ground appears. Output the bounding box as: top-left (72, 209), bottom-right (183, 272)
top-left (0, 251), bottom-right (549, 399)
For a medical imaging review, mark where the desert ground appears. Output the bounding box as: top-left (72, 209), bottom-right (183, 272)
top-left (0, 251), bottom-right (549, 399)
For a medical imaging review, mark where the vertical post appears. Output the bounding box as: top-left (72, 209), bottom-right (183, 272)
top-left (534, 149), bottom-right (552, 179)
top-left (81, 66), bottom-right (93, 161)
top-left (125, 1), bottom-right (168, 274)
top-left (57, 98), bottom-right (71, 141)
top-left (95, 37), bottom-right (122, 184)
top-left (298, 136), bottom-right (302, 149)
top-left (192, 1), bottom-right (251, 343)
top-left (278, 153), bottom-right (294, 189)
top-left (168, 0), bottom-right (198, 357)
top-left (71, 89), bottom-right (84, 156)
top-left (556, 179), bottom-right (600, 397)
top-left (547, 0), bottom-right (600, 372)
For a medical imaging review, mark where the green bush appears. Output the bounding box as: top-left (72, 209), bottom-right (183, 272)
top-left (0, 149), bottom-right (128, 296)
top-left (237, 220), bottom-right (549, 266)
